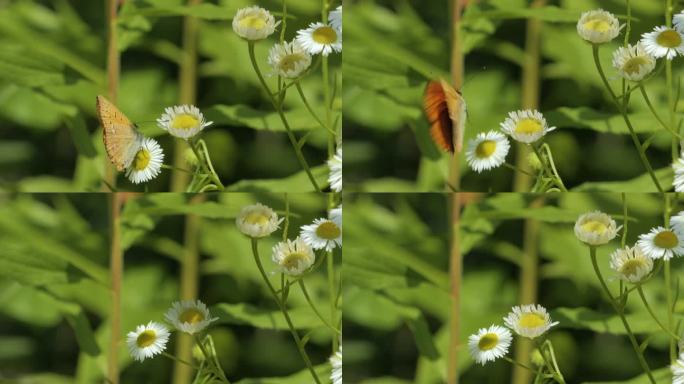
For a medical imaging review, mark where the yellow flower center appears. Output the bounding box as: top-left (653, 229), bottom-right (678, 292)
top-left (581, 220), bottom-right (608, 234)
top-left (133, 149), bottom-right (151, 171)
top-left (316, 221), bottom-right (341, 240)
top-left (239, 15), bottom-right (267, 30)
top-left (515, 118), bottom-right (543, 134)
top-left (279, 54), bottom-right (307, 73)
top-left (179, 308), bottom-right (205, 324)
top-left (477, 333), bottom-right (499, 351)
top-left (244, 212), bottom-right (270, 226)
top-left (657, 30), bottom-right (682, 48)
top-left (312, 26), bottom-right (338, 44)
top-left (619, 259), bottom-right (645, 278)
top-left (623, 57), bottom-right (650, 75)
top-left (475, 140), bottom-right (497, 158)
top-left (583, 18), bottom-right (612, 33)
top-left (282, 252), bottom-right (309, 270)
top-left (136, 330), bottom-right (157, 348)
top-left (654, 230), bottom-right (678, 249)
top-left (518, 312), bottom-right (546, 329)
top-left (171, 114), bottom-right (200, 130)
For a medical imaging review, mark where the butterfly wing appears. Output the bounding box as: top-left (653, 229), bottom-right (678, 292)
top-left (423, 80), bottom-right (467, 154)
top-left (424, 81), bottom-right (454, 153)
top-left (96, 95), bottom-right (142, 171)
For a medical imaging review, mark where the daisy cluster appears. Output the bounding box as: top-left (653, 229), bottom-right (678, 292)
top-left (575, 210), bottom-right (684, 283)
top-left (235, 202), bottom-right (342, 275)
top-left (118, 103), bottom-right (213, 185)
top-left (468, 304), bottom-right (558, 365)
top-left (127, 299), bottom-right (218, 362)
top-left (464, 109), bottom-right (556, 174)
top-left (235, 202), bottom-right (342, 383)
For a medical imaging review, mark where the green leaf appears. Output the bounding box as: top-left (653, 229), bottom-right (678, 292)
top-left (463, 6), bottom-right (582, 22)
top-left (573, 167), bottom-right (672, 192)
top-left (212, 303), bottom-right (323, 330)
top-left (205, 104), bottom-right (320, 132)
top-left (234, 363), bottom-right (331, 384)
top-left (547, 107), bottom-right (665, 135)
top-left (64, 309), bottom-right (100, 357)
top-left (226, 165), bottom-right (329, 192)
top-left (552, 307), bottom-right (684, 335)
top-left (64, 115), bottom-right (97, 158)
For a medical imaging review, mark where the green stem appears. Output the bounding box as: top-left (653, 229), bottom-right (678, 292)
top-left (503, 162), bottom-right (535, 177)
top-left (591, 44), bottom-right (664, 193)
top-left (247, 42), bottom-right (321, 192)
top-left (665, 193), bottom-right (677, 361)
top-left (189, 139), bottom-right (224, 190)
top-left (541, 143), bottom-right (567, 191)
top-left (503, 356), bottom-right (537, 372)
top-left (163, 351), bottom-right (200, 370)
top-left (530, 143), bottom-right (567, 191)
top-left (295, 82), bottom-right (336, 137)
top-left (636, 285), bottom-right (680, 340)
top-left (544, 341), bottom-right (566, 384)
top-left (298, 280), bottom-right (341, 335)
top-left (250, 239), bottom-right (322, 384)
top-left (193, 334), bottom-right (230, 383)
top-left (589, 247), bottom-right (656, 383)
top-left (638, 84), bottom-right (683, 139)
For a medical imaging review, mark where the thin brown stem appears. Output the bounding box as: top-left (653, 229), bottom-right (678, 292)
top-left (107, 193), bottom-right (124, 384)
top-left (447, 192), bottom-right (465, 384)
top-left (448, 0), bottom-right (466, 191)
top-left (173, 194), bottom-right (204, 384)
top-left (171, 0), bottom-right (201, 192)
top-left (104, 0), bottom-right (120, 190)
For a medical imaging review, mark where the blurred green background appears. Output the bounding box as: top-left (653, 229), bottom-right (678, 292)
top-left (344, 192), bottom-right (682, 383)
top-left (0, 0), bottom-right (340, 192)
top-left (344, 0), bottom-right (684, 192)
top-left (0, 192), bottom-right (337, 383)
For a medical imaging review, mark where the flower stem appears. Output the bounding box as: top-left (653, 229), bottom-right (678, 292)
top-left (298, 279), bottom-right (340, 335)
top-left (188, 139), bottom-right (224, 191)
top-left (247, 42), bottom-right (321, 192)
top-left (664, 193), bottom-right (677, 361)
top-left (591, 44), bottom-right (663, 192)
top-left (250, 239), bottom-right (322, 384)
top-left (589, 246), bottom-right (656, 383)
top-left (503, 356), bottom-right (537, 372)
top-left (107, 193), bottom-right (123, 384)
top-left (295, 82), bottom-right (336, 137)
top-left (638, 84), bottom-right (683, 139)
top-left (530, 143), bottom-right (567, 191)
top-left (193, 334), bottom-right (230, 383)
top-left (503, 162), bottom-right (535, 177)
top-left (636, 285), bottom-right (680, 340)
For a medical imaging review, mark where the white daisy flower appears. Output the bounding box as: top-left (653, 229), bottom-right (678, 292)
top-left (675, 11), bottom-right (684, 33)
top-left (465, 131), bottom-right (510, 173)
top-left (612, 43), bottom-right (656, 82)
top-left (577, 9), bottom-right (621, 44)
top-left (236, 203), bottom-right (283, 238)
top-left (500, 109), bottom-right (556, 144)
top-left (232, 6), bottom-right (280, 41)
top-left (673, 354), bottom-right (684, 384)
top-left (574, 211), bottom-right (620, 246)
top-left (609, 245), bottom-right (653, 283)
top-left (670, 211), bottom-right (684, 234)
top-left (272, 237), bottom-right (316, 276)
top-left (296, 22), bottom-right (342, 56)
top-left (268, 40), bottom-right (312, 79)
top-left (504, 304), bottom-right (558, 339)
top-left (467, 325), bottom-right (512, 366)
top-left (300, 211), bottom-right (342, 252)
top-left (164, 300), bottom-right (218, 335)
top-left (157, 104), bottom-right (212, 140)
top-left (125, 137), bottom-right (164, 184)
top-left (673, 157), bottom-right (684, 192)
top-left (330, 345), bottom-right (342, 384)
top-left (637, 226), bottom-right (684, 260)
top-left (126, 321), bottom-right (170, 362)
top-left (641, 26), bottom-right (684, 60)
top-left (329, 6), bottom-right (342, 32)
top-left (328, 147), bottom-right (342, 192)
top-left (329, 204), bottom-right (342, 226)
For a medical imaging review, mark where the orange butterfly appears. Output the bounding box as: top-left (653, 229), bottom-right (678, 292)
top-left (96, 95), bottom-right (143, 171)
top-left (423, 79), bottom-right (467, 154)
